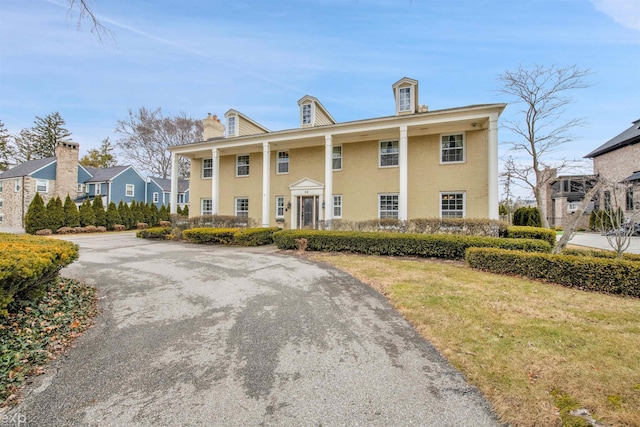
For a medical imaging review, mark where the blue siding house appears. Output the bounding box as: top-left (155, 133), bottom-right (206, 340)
top-left (146, 177), bottom-right (189, 210)
top-left (84, 166), bottom-right (146, 206)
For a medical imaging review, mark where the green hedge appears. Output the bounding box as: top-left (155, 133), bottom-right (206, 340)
top-left (233, 228), bottom-right (280, 246)
top-left (466, 247), bottom-right (640, 297)
top-left (136, 227), bottom-right (172, 239)
top-left (505, 226), bottom-right (556, 248)
top-left (182, 228), bottom-right (239, 245)
top-left (562, 248), bottom-right (640, 262)
top-left (0, 234), bottom-right (79, 315)
top-left (272, 230), bottom-right (551, 259)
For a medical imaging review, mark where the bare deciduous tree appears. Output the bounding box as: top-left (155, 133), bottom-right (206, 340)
top-left (498, 64), bottom-right (591, 228)
top-left (553, 178), bottom-right (602, 253)
top-left (595, 180), bottom-right (639, 259)
top-left (115, 107), bottom-right (203, 180)
top-left (67, 0), bottom-right (114, 43)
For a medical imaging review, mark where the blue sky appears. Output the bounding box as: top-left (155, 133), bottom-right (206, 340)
top-left (1, 0), bottom-right (639, 197)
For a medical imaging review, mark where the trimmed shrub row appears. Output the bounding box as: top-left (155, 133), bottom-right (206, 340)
top-left (136, 227), bottom-right (172, 239)
top-left (179, 227), bottom-right (281, 246)
top-left (562, 248), bottom-right (640, 262)
top-left (317, 218), bottom-right (508, 237)
top-left (0, 233), bottom-right (79, 315)
top-left (272, 230), bottom-right (551, 259)
top-left (466, 247), bottom-right (640, 297)
top-left (506, 226), bottom-right (557, 248)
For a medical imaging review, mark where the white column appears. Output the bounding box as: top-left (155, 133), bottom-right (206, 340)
top-left (211, 148), bottom-right (219, 214)
top-left (324, 135), bottom-right (333, 224)
top-left (262, 142), bottom-right (270, 227)
top-left (488, 115), bottom-right (499, 219)
top-left (399, 125), bottom-right (408, 220)
top-left (170, 152), bottom-right (179, 214)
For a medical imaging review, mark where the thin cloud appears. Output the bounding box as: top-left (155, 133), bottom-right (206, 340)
top-left (591, 0), bottom-right (640, 31)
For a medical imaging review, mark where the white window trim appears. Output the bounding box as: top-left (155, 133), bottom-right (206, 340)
top-left (153, 192), bottom-right (159, 203)
top-left (227, 115), bottom-right (237, 137)
top-left (332, 145), bottom-right (342, 171)
top-left (235, 197), bottom-right (249, 217)
top-left (567, 202), bottom-right (579, 212)
top-left (440, 133), bottom-right (466, 164)
top-left (178, 193), bottom-right (185, 204)
top-left (14, 179), bottom-right (20, 192)
top-left (35, 179), bottom-right (49, 193)
top-left (440, 192), bottom-right (466, 219)
top-left (202, 158), bottom-right (213, 179)
top-left (236, 154), bottom-right (250, 177)
top-left (77, 183), bottom-right (85, 193)
top-left (333, 195), bottom-right (342, 218)
top-left (378, 193), bottom-right (399, 219)
top-left (126, 184), bottom-right (135, 197)
top-left (95, 183), bottom-right (101, 195)
top-left (276, 151), bottom-right (289, 175)
top-left (275, 196), bottom-right (285, 218)
top-left (301, 103), bottom-right (313, 126)
top-left (201, 198), bottom-right (212, 216)
top-left (398, 86), bottom-right (412, 113)
top-left (379, 140), bottom-right (399, 168)
top-left (0, 180), bottom-right (3, 193)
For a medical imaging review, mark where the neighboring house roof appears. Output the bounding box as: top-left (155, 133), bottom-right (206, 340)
top-left (624, 171), bottom-right (640, 182)
top-left (0, 157), bottom-right (56, 179)
top-left (84, 166), bottom-right (132, 183)
top-left (148, 177), bottom-right (189, 193)
top-left (584, 118), bottom-right (640, 158)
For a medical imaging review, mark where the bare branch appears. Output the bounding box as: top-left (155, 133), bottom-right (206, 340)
top-left (67, 0), bottom-right (115, 44)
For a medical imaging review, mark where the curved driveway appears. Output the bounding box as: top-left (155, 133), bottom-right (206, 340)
top-left (9, 233), bottom-right (501, 426)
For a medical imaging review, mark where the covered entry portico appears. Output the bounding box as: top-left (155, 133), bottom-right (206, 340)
top-left (288, 178), bottom-right (325, 229)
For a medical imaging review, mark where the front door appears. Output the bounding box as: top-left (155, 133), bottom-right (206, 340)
top-left (299, 196), bottom-right (317, 229)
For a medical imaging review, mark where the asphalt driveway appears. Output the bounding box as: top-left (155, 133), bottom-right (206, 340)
top-left (6, 233), bottom-right (501, 426)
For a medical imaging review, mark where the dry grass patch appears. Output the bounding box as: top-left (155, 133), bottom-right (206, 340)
top-left (310, 252), bottom-right (640, 427)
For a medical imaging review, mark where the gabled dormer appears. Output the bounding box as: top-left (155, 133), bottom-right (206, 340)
top-left (224, 109), bottom-right (269, 138)
top-left (297, 95), bottom-right (336, 128)
top-left (392, 77), bottom-right (419, 115)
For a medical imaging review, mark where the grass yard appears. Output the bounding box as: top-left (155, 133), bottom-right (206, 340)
top-left (309, 252), bottom-right (640, 427)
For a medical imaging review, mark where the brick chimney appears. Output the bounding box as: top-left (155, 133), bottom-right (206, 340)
top-left (203, 113), bottom-right (225, 140)
top-left (55, 141), bottom-right (80, 199)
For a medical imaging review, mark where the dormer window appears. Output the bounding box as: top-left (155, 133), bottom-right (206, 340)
top-left (302, 104), bottom-right (312, 125)
top-left (399, 87), bottom-right (411, 112)
top-left (227, 116), bottom-right (236, 137)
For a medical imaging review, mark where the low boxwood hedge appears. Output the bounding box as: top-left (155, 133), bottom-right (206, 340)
top-left (505, 226), bottom-right (556, 248)
top-left (272, 230), bottom-right (551, 259)
top-left (0, 233), bottom-right (79, 315)
top-left (233, 228), bottom-right (280, 246)
top-left (465, 247), bottom-right (640, 297)
top-left (562, 248), bottom-right (640, 262)
top-left (136, 227), bottom-right (172, 239)
top-left (182, 228), bottom-right (239, 244)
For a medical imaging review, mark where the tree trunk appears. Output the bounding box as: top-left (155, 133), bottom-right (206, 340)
top-left (553, 181), bottom-right (602, 254)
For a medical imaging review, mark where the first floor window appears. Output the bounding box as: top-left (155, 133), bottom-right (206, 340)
top-left (441, 192), bottom-right (465, 218)
top-left (276, 196), bottom-right (285, 218)
top-left (178, 193), bottom-right (185, 204)
top-left (153, 192), bottom-right (159, 203)
top-left (126, 184), bottom-right (135, 197)
top-left (379, 194), bottom-right (399, 219)
top-left (95, 184), bottom-right (101, 195)
top-left (0, 199), bottom-right (3, 208)
top-left (277, 151), bottom-right (289, 174)
top-left (36, 179), bottom-right (48, 193)
top-left (333, 195), bottom-right (342, 218)
top-left (441, 134), bottom-right (465, 163)
top-left (0, 214), bottom-right (3, 223)
top-left (567, 202), bottom-right (579, 212)
top-left (0, 180), bottom-right (3, 193)
top-left (626, 187), bottom-right (635, 211)
top-left (236, 155), bottom-right (250, 176)
top-left (235, 197), bottom-right (249, 218)
top-left (14, 179), bottom-right (20, 192)
top-left (379, 140), bottom-right (399, 167)
top-left (77, 183), bottom-right (85, 193)
top-left (201, 199), bottom-right (212, 216)
top-left (202, 158), bottom-right (213, 178)
top-left (332, 146), bottom-right (342, 170)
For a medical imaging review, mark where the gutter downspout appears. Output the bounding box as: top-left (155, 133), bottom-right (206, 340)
top-left (21, 177), bottom-right (25, 228)
top-left (108, 181), bottom-right (112, 206)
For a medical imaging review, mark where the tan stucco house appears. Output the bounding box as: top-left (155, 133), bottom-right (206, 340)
top-left (168, 78), bottom-right (506, 229)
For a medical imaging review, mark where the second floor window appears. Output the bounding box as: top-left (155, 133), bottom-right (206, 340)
top-left (153, 192), bottom-right (159, 203)
top-left (399, 87), bottom-right (411, 112)
top-left (236, 155), bottom-right (250, 176)
top-left (202, 158), bottom-right (213, 178)
top-left (14, 179), bottom-right (20, 192)
top-left (277, 151), bottom-right (289, 174)
top-left (441, 134), bottom-right (465, 163)
top-left (228, 116), bottom-right (236, 136)
top-left (332, 146), bottom-right (342, 170)
top-left (379, 140), bottom-right (399, 167)
top-left (126, 184), bottom-right (135, 197)
top-left (36, 179), bottom-right (48, 193)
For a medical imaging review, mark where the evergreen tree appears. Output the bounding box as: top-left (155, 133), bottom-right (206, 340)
top-left (79, 200), bottom-right (95, 226)
top-left (175, 205), bottom-right (182, 216)
top-left (92, 196), bottom-right (106, 227)
top-left (79, 137), bottom-right (118, 167)
top-left (159, 205), bottom-right (170, 222)
top-left (0, 120), bottom-right (13, 171)
top-left (588, 210), bottom-right (598, 231)
top-left (142, 202), bottom-right (152, 224)
top-left (30, 112), bottom-right (72, 159)
top-left (149, 204), bottom-right (159, 226)
top-left (63, 195), bottom-right (80, 228)
top-left (25, 193), bottom-right (47, 234)
top-left (182, 205), bottom-right (189, 217)
top-left (46, 196), bottom-right (65, 232)
top-left (105, 202), bottom-right (121, 230)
